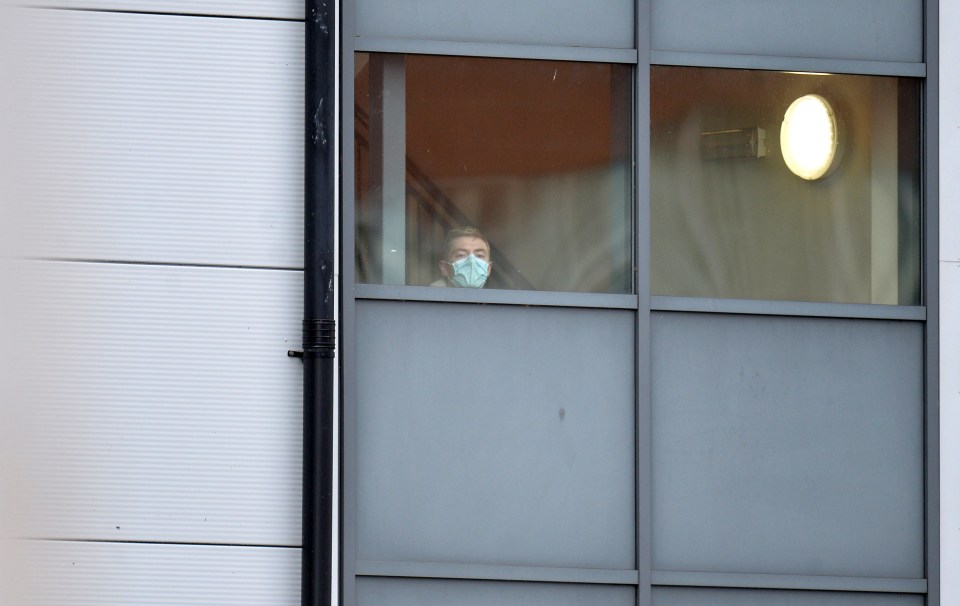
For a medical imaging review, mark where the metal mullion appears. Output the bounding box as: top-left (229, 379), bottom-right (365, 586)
top-left (636, 3), bottom-right (653, 606)
top-left (355, 37), bottom-right (638, 64)
top-left (650, 50), bottom-right (926, 77)
top-left (922, 0), bottom-right (940, 604)
top-left (355, 284), bottom-right (639, 310)
top-left (651, 571), bottom-right (928, 594)
top-left (340, 2), bottom-right (359, 606)
top-left (357, 561), bottom-right (640, 586)
top-left (651, 296), bottom-right (927, 321)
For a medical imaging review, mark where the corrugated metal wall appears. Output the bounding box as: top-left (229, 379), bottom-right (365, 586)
top-left (11, 2), bottom-right (306, 603)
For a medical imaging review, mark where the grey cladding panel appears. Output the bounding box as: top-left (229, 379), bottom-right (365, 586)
top-left (653, 587), bottom-right (924, 606)
top-left (356, 301), bottom-right (635, 569)
top-left (652, 0), bottom-right (922, 63)
top-left (358, 578), bottom-right (634, 606)
top-left (652, 312), bottom-right (924, 578)
top-left (356, 0), bottom-right (634, 49)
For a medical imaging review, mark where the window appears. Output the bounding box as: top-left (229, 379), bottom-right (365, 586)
top-left (355, 53), bottom-right (633, 293)
top-left (651, 67), bottom-right (921, 305)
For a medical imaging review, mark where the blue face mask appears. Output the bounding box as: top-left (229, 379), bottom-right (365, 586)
top-left (448, 254), bottom-right (490, 288)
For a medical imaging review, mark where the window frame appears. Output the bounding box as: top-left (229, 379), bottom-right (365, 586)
top-left (336, 0), bottom-right (939, 604)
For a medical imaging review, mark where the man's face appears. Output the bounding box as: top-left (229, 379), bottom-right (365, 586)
top-left (440, 236), bottom-right (490, 279)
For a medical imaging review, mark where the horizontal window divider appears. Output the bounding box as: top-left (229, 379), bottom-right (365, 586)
top-left (651, 296), bottom-right (926, 321)
top-left (354, 37), bottom-right (638, 64)
top-left (650, 50), bottom-right (926, 77)
top-left (356, 561), bottom-right (640, 585)
top-left (356, 284), bottom-right (640, 309)
top-left (651, 570), bottom-right (927, 594)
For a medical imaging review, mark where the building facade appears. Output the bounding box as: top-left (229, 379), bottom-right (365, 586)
top-left (1, 1), bottom-right (958, 605)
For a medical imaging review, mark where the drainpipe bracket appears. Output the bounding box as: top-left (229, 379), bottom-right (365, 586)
top-left (301, 318), bottom-right (337, 358)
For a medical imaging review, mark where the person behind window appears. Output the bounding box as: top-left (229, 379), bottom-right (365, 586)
top-left (431, 227), bottom-right (492, 288)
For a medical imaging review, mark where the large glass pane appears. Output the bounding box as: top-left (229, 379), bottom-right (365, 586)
top-left (355, 53), bottom-right (632, 293)
top-left (651, 67), bottom-right (921, 305)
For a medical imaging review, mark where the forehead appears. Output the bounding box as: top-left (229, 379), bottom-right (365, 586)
top-left (448, 236), bottom-right (489, 255)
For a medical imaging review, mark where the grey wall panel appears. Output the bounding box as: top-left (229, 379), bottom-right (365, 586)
top-left (22, 9), bottom-right (304, 268)
top-left (652, 0), bottom-right (922, 63)
top-left (355, 301), bottom-right (635, 569)
top-left (357, 577), bottom-right (634, 606)
top-left (20, 541), bottom-right (299, 606)
top-left (653, 587), bottom-right (923, 606)
top-left (34, 0), bottom-right (303, 20)
top-left (21, 261), bottom-right (302, 546)
top-left (356, 0), bottom-right (634, 50)
top-left (651, 312), bottom-right (924, 578)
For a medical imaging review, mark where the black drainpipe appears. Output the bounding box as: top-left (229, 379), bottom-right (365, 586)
top-left (299, 0), bottom-right (337, 604)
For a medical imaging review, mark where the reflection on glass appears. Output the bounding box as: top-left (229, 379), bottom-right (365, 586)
top-left (355, 53), bottom-right (633, 293)
top-left (651, 67), bottom-right (921, 305)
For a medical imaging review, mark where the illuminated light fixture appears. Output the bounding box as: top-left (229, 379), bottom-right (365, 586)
top-left (780, 94), bottom-right (840, 180)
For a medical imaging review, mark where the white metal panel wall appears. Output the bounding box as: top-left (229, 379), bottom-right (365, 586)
top-left (20, 541), bottom-right (300, 605)
top-left (24, 9), bottom-right (304, 269)
top-left (14, 4), bottom-right (306, 603)
top-left (36, 0), bottom-right (302, 20)
top-left (941, 1), bottom-right (960, 603)
top-left (23, 261), bottom-right (302, 545)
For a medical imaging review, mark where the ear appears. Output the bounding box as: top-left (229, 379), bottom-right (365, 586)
top-left (439, 260), bottom-right (450, 279)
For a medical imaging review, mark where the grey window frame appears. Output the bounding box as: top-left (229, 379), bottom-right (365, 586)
top-left (337, 0), bottom-right (940, 604)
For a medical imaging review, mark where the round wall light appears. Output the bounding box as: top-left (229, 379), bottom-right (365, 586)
top-left (780, 94), bottom-right (840, 180)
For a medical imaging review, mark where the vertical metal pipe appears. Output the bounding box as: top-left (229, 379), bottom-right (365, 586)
top-left (303, 0), bottom-right (337, 605)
